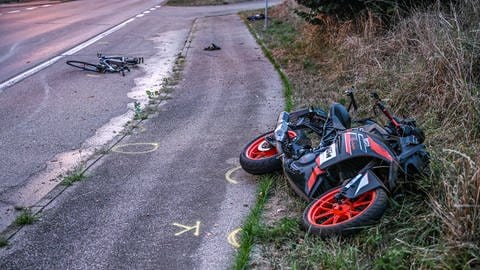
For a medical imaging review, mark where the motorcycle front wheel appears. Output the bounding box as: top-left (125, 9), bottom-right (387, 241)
top-left (239, 130), bottom-right (297, 175)
top-left (302, 187), bottom-right (388, 237)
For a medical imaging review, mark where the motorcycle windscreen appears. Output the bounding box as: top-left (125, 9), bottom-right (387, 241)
top-left (318, 130), bottom-right (396, 170)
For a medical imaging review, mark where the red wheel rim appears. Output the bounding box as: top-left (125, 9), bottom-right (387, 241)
top-left (245, 131), bottom-right (296, 160)
top-left (307, 188), bottom-right (377, 226)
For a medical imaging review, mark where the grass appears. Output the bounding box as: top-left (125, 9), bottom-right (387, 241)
top-left (61, 170), bottom-right (85, 186)
top-left (237, 0), bottom-right (480, 268)
top-left (137, 54), bottom-right (184, 121)
top-left (14, 210), bottom-right (37, 226)
top-left (0, 237), bottom-right (8, 248)
top-left (232, 175), bottom-right (274, 270)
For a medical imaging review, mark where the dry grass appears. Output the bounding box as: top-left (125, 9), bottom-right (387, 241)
top-left (243, 0), bottom-right (480, 268)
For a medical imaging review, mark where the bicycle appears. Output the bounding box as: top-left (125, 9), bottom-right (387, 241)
top-left (66, 53), bottom-right (144, 76)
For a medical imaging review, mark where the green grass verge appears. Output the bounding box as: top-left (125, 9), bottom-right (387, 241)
top-left (61, 170), bottom-right (85, 186)
top-left (14, 210), bottom-right (37, 226)
top-left (0, 237), bottom-right (8, 248)
top-left (232, 176), bottom-right (274, 270)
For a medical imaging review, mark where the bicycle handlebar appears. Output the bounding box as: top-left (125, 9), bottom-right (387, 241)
top-left (370, 92), bottom-right (401, 129)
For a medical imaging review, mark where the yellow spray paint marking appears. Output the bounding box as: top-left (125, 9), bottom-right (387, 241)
top-left (227, 228), bottom-right (242, 248)
top-left (111, 142), bottom-right (159, 154)
top-left (225, 165), bottom-right (242, 184)
top-left (86, 74), bottom-right (101, 78)
top-left (173, 221), bottom-right (201, 236)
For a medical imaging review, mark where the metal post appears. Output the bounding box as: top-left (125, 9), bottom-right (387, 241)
top-left (264, 0), bottom-right (268, 30)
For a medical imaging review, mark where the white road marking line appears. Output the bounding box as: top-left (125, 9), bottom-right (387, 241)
top-left (155, 5), bottom-right (161, 8)
top-left (0, 56), bottom-right (62, 91)
top-left (7, 10), bottom-right (20, 14)
top-left (143, 10), bottom-right (150, 14)
top-left (150, 8), bottom-right (156, 10)
top-left (136, 14), bottom-right (144, 18)
top-left (63, 17), bottom-right (135, 55)
top-left (0, 17), bottom-right (136, 91)
top-left (26, 7), bottom-right (38, 10)
top-left (41, 4), bottom-right (52, 7)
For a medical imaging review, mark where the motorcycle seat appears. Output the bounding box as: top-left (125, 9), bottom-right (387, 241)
top-left (329, 103), bottom-right (351, 130)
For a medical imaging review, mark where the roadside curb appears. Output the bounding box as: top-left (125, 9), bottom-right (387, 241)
top-left (181, 18), bottom-right (198, 58)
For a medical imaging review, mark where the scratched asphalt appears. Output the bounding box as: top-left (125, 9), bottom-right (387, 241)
top-left (0, 11), bottom-right (283, 270)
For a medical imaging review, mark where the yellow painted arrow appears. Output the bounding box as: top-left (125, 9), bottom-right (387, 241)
top-left (173, 221), bottom-right (201, 236)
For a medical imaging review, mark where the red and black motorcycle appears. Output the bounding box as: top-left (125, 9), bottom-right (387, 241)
top-left (240, 91), bottom-right (429, 236)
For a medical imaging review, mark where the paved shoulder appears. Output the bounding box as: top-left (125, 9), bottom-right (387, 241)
top-left (0, 14), bottom-right (283, 269)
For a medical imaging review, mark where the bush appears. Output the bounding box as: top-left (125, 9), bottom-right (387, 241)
top-left (295, 0), bottom-right (454, 23)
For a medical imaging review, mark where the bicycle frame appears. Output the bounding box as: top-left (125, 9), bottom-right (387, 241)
top-left (67, 53), bottom-right (143, 76)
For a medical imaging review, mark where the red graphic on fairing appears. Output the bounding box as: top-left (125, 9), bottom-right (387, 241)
top-left (345, 133), bottom-right (352, 155)
top-left (343, 131), bottom-right (392, 161)
top-left (307, 156), bottom-right (325, 191)
top-left (368, 137), bottom-right (393, 161)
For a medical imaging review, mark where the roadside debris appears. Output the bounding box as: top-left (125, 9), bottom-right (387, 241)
top-left (204, 43), bottom-right (221, 51)
top-left (247, 13), bottom-right (265, 21)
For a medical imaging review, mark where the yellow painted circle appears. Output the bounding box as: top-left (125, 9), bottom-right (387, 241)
top-left (225, 166), bottom-right (242, 184)
top-left (227, 228), bottom-right (242, 248)
top-left (111, 142), bottom-right (159, 154)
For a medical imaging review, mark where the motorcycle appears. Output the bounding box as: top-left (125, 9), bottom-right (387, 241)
top-left (239, 90), bottom-right (429, 236)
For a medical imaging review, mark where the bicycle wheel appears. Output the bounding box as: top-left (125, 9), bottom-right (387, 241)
top-left (125, 57), bottom-right (143, 65)
top-left (66, 61), bottom-right (101, 72)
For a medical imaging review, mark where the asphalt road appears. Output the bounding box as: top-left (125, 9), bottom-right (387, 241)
top-left (0, 0), bottom-right (283, 269)
top-left (0, 0), bottom-right (163, 83)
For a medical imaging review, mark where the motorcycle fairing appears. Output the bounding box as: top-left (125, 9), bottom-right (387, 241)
top-left (284, 152), bottom-right (333, 200)
top-left (341, 170), bottom-right (387, 199)
top-left (301, 130), bottom-right (397, 198)
top-left (318, 130), bottom-right (396, 171)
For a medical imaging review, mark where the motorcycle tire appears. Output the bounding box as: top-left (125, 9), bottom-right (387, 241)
top-left (239, 130), bottom-right (297, 175)
top-left (302, 187), bottom-right (388, 237)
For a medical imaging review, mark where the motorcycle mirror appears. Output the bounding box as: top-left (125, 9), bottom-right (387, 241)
top-left (345, 87), bottom-right (358, 112)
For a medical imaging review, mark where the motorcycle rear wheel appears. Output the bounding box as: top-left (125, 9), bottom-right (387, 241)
top-left (239, 130), bottom-right (296, 175)
top-left (302, 187), bottom-right (388, 237)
